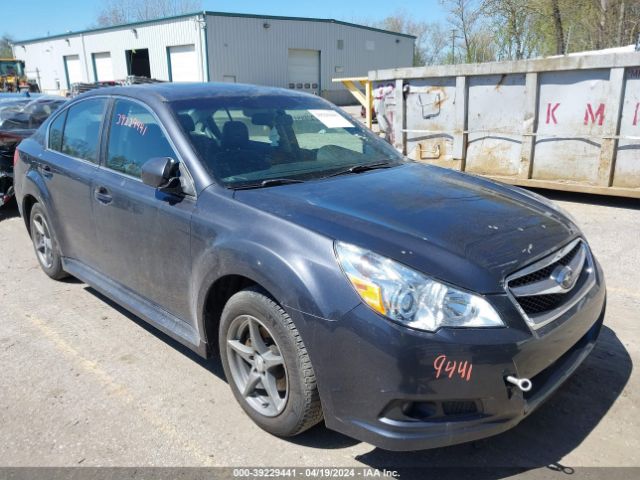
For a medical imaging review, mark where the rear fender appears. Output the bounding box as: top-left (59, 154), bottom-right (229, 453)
top-left (21, 169), bottom-right (65, 253)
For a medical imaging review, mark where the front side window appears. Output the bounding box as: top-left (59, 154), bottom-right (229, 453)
top-left (106, 99), bottom-right (176, 178)
top-left (171, 95), bottom-right (403, 188)
top-left (61, 98), bottom-right (107, 163)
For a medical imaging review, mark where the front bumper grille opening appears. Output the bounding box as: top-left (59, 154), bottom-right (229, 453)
top-left (402, 401), bottom-right (438, 420)
top-left (442, 400), bottom-right (479, 416)
top-left (517, 293), bottom-right (567, 315)
top-left (381, 400), bottom-right (481, 423)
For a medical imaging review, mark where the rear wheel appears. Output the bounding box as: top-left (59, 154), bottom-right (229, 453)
top-left (29, 203), bottom-right (67, 280)
top-left (219, 288), bottom-right (323, 436)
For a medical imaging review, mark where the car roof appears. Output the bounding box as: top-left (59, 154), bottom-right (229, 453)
top-left (77, 82), bottom-right (318, 104)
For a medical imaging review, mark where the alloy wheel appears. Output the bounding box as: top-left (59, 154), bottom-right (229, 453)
top-left (226, 314), bottom-right (288, 417)
top-left (32, 213), bottom-right (53, 269)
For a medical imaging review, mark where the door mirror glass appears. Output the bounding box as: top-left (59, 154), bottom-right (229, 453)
top-left (141, 157), bottom-right (181, 194)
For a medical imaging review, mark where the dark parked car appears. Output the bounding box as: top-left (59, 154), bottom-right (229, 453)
top-left (14, 83), bottom-right (606, 451)
top-left (0, 95), bottom-right (66, 206)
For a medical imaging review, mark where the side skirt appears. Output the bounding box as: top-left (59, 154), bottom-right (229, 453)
top-left (62, 257), bottom-right (207, 357)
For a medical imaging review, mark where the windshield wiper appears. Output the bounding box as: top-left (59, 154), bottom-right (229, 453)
top-left (232, 178), bottom-right (305, 190)
top-left (324, 161), bottom-right (395, 178)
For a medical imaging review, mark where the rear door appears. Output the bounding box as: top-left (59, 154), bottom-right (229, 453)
top-left (41, 97), bottom-right (107, 266)
top-left (92, 97), bottom-right (195, 320)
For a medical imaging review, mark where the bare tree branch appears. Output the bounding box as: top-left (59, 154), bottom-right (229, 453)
top-left (354, 10), bottom-right (449, 66)
top-left (440, 0), bottom-right (487, 62)
top-left (96, 0), bottom-right (202, 26)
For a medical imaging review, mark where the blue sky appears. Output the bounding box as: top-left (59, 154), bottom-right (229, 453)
top-left (4, 0), bottom-right (448, 40)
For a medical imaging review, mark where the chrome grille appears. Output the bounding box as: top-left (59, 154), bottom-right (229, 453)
top-left (506, 238), bottom-right (595, 330)
top-left (509, 242), bottom-right (582, 289)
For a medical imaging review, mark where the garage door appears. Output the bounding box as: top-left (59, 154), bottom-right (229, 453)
top-left (93, 52), bottom-right (114, 81)
top-left (168, 45), bottom-right (198, 82)
top-left (287, 49), bottom-right (320, 95)
top-left (64, 55), bottom-right (82, 87)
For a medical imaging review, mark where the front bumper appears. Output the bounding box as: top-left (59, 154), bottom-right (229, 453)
top-left (299, 260), bottom-right (606, 451)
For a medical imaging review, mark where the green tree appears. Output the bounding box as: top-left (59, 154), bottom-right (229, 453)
top-left (0, 35), bottom-right (13, 58)
top-left (482, 0), bottom-right (538, 59)
top-left (527, 0), bottom-right (640, 56)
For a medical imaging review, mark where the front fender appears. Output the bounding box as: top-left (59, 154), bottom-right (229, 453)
top-left (188, 188), bottom-right (365, 340)
top-left (188, 188), bottom-right (364, 415)
top-left (193, 232), bottom-right (360, 336)
top-left (191, 230), bottom-right (362, 417)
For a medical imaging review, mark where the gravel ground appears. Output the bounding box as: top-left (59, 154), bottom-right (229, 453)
top-left (0, 188), bottom-right (638, 477)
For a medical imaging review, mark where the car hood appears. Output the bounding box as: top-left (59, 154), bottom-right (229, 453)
top-left (234, 163), bottom-right (580, 294)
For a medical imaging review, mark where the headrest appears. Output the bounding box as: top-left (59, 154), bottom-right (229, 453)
top-left (222, 121), bottom-right (249, 149)
top-left (126, 123), bottom-right (174, 161)
top-left (178, 113), bottom-right (195, 133)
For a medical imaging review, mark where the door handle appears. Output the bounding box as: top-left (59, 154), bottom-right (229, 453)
top-left (94, 186), bottom-right (113, 205)
top-left (39, 164), bottom-right (52, 177)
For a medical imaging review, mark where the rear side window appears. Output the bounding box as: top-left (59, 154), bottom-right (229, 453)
top-left (106, 99), bottom-right (176, 178)
top-left (48, 110), bottom-right (67, 151)
top-left (60, 98), bottom-right (107, 163)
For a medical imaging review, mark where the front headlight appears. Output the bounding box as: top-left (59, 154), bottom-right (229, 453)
top-left (335, 241), bottom-right (504, 332)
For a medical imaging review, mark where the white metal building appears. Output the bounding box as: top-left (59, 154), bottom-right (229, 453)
top-left (12, 11), bottom-right (415, 104)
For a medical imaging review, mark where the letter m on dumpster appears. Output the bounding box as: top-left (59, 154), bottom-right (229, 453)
top-left (584, 103), bottom-right (605, 126)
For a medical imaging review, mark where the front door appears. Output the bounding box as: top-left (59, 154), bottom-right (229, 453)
top-left (92, 98), bottom-right (195, 321)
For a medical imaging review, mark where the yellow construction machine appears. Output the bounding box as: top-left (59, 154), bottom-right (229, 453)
top-left (0, 58), bottom-right (39, 92)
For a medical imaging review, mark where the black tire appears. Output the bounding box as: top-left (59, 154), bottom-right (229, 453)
top-left (29, 203), bottom-right (67, 280)
top-left (219, 287), bottom-right (323, 437)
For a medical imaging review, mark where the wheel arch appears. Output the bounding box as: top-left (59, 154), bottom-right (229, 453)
top-left (21, 193), bottom-right (38, 234)
top-left (20, 171), bottom-right (61, 242)
top-left (193, 237), bottom-right (348, 359)
top-left (200, 274), bottom-right (273, 357)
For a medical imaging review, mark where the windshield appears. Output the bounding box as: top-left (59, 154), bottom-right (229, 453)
top-left (0, 99), bottom-right (29, 111)
top-left (170, 95), bottom-right (404, 188)
top-left (0, 60), bottom-right (24, 77)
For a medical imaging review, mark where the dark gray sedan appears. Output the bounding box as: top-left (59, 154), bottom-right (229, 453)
top-left (13, 83), bottom-right (606, 451)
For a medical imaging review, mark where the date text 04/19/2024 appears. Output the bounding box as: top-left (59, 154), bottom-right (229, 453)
top-left (231, 468), bottom-right (400, 478)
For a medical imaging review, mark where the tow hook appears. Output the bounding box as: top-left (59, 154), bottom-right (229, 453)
top-left (506, 375), bottom-right (533, 392)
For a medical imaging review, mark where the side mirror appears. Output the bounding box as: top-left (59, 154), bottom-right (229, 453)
top-left (141, 157), bottom-right (182, 194)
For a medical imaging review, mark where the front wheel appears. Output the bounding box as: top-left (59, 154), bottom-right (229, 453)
top-left (219, 288), bottom-right (323, 436)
